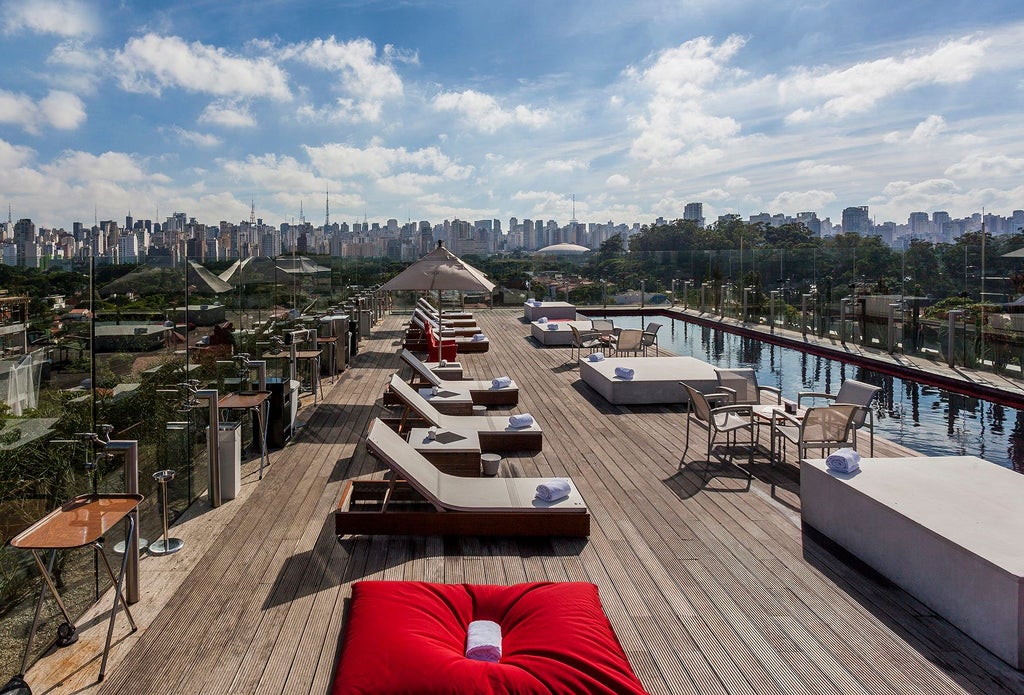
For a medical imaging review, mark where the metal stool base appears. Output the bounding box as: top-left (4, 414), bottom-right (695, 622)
top-left (148, 538), bottom-right (184, 555)
top-left (114, 538), bottom-right (149, 554)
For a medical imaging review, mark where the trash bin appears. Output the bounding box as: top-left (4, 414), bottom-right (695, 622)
top-left (218, 422), bottom-right (242, 500)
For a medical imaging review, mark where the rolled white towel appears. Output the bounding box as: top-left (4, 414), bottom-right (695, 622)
top-left (587, 352), bottom-right (605, 362)
top-left (535, 479), bottom-right (571, 502)
top-left (508, 413), bottom-right (534, 429)
top-left (465, 620), bottom-right (502, 662)
top-left (547, 322), bottom-right (559, 330)
top-left (471, 333), bottom-right (487, 342)
top-left (614, 366), bottom-right (635, 380)
top-left (536, 316), bottom-right (548, 323)
top-left (491, 376), bottom-right (513, 389)
top-left (439, 359), bottom-right (447, 367)
top-left (826, 447), bottom-right (862, 474)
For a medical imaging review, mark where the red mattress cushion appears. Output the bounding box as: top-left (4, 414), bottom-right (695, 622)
top-left (333, 581), bottom-right (650, 695)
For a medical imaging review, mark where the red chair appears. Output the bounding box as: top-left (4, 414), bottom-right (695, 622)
top-left (427, 323), bottom-right (457, 362)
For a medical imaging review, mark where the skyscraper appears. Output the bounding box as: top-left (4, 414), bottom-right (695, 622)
top-left (683, 202), bottom-right (704, 228)
top-left (841, 206), bottom-right (870, 235)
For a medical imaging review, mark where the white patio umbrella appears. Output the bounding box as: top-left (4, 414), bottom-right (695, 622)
top-left (379, 241), bottom-right (495, 309)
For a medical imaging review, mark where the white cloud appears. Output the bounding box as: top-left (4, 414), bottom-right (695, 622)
top-left (220, 153), bottom-right (322, 193)
top-left (769, 190), bottom-right (837, 212)
top-left (725, 176), bottom-right (750, 190)
top-left (544, 159), bottom-right (587, 174)
top-left (38, 90), bottom-right (85, 129)
top-left (2, 0), bottom-right (96, 37)
top-left (431, 90), bottom-right (552, 134)
top-left (626, 36), bottom-right (745, 165)
top-left (304, 142), bottom-right (472, 180)
top-left (376, 172), bottom-right (442, 196)
top-left (199, 101), bottom-right (256, 128)
top-left (280, 36), bottom-right (404, 122)
top-left (45, 151), bottom-right (163, 183)
top-left (0, 88), bottom-right (84, 133)
top-left (945, 153), bottom-right (1024, 179)
top-left (782, 35), bottom-right (989, 123)
top-left (605, 174), bottom-right (630, 187)
top-left (169, 127), bottom-right (222, 148)
top-left (796, 160), bottom-right (852, 177)
top-left (0, 138), bottom-right (35, 168)
top-left (908, 115), bottom-right (947, 143)
top-left (113, 34), bottom-right (291, 100)
top-left (696, 187), bottom-right (730, 201)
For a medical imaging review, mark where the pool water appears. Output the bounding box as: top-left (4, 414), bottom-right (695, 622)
top-left (601, 315), bottom-right (1024, 472)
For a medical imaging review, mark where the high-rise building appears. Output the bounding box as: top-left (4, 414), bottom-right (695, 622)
top-left (683, 202), bottom-right (705, 228)
top-left (908, 212), bottom-right (930, 236)
top-left (841, 206), bottom-right (870, 235)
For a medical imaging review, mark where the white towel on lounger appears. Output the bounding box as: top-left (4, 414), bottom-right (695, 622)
top-left (547, 323), bottom-right (558, 330)
top-left (465, 620), bottom-right (502, 662)
top-left (587, 352), bottom-right (605, 362)
top-left (536, 316), bottom-right (548, 323)
top-left (826, 447), bottom-right (861, 474)
top-left (535, 479), bottom-right (571, 502)
top-left (614, 366), bottom-right (634, 380)
top-left (471, 333), bottom-right (487, 342)
top-left (508, 413), bottom-right (534, 429)
top-left (491, 376), bottom-right (512, 389)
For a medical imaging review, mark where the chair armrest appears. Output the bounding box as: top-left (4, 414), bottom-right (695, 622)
top-left (709, 404), bottom-right (753, 416)
top-left (796, 391), bottom-right (835, 407)
top-left (758, 386), bottom-right (782, 403)
top-left (715, 386), bottom-right (738, 403)
top-left (770, 409), bottom-right (801, 427)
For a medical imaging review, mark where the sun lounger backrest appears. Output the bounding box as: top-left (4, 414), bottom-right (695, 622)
top-left (400, 350), bottom-right (442, 387)
top-left (389, 374), bottom-right (443, 424)
top-left (366, 419), bottom-right (445, 511)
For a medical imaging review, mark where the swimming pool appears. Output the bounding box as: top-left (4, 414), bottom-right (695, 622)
top-left (598, 314), bottom-right (1024, 472)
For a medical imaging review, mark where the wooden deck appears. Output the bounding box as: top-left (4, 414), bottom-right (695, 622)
top-left (26, 307), bottom-right (1024, 694)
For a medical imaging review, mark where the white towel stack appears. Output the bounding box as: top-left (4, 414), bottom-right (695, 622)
top-left (491, 376), bottom-right (512, 389)
top-left (614, 366), bottom-right (635, 380)
top-left (471, 333), bottom-right (487, 342)
top-left (508, 413), bottom-right (534, 429)
top-left (826, 448), bottom-right (861, 474)
top-left (465, 620), bottom-right (502, 662)
top-left (535, 479), bottom-right (571, 502)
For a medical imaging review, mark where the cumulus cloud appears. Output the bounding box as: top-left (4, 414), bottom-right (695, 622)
top-left (0, 138), bottom-right (35, 168)
top-left (199, 101), bottom-right (256, 128)
top-left (44, 151), bottom-right (163, 183)
top-left (908, 115), bottom-right (947, 142)
top-left (0, 88), bottom-right (84, 133)
top-left (769, 190), bottom-right (837, 211)
top-left (544, 159), bottom-right (587, 174)
top-left (377, 172), bottom-right (442, 196)
top-left (431, 89), bottom-right (552, 134)
top-left (782, 35), bottom-right (989, 123)
top-left (113, 34), bottom-right (291, 100)
top-left (304, 142), bottom-right (472, 180)
top-left (2, 0), bottom-right (96, 37)
top-left (605, 174), bottom-right (630, 187)
top-left (725, 176), bottom-right (750, 190)
top-left (220, 153), bottom-right (323, 193)
top-left (168, 126), bottom-right (222, 147)
top-left (626, 35), bottom-right (745, 165)
top-left (280, 36), bottom-right (405, 122)
top-left (945, 153), bottom-right (1024, 179)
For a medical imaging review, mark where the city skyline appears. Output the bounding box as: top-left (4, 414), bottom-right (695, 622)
top-left (1, 1), bottom-right (1023, 228)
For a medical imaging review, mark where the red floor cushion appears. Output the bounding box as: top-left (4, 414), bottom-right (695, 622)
top-left (333, 581), bottom-right (650, 695)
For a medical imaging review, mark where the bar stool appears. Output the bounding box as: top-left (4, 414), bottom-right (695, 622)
top-left (149, 470), bottom-right (183, 555)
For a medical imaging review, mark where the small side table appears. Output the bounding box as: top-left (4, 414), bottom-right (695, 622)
top-left (219, 391), bottom-right (272, 479)
top-left (408, 428), bottom-right (481, 476)
top-left (9, 493), bottom-right (143, 685)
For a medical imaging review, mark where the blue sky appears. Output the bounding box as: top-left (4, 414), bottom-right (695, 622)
top-left (1, 0), bottom-right (1023, 230)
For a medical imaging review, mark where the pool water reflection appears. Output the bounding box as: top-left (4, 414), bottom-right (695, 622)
top-left (602, 315), bottom-right (1024, 473)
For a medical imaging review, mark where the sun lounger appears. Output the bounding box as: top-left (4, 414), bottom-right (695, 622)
top-left (334, 418), bottom-right (587, 537)
top-left (400, 349), bottom-right (519, 406)
top-left (385, 374), bottom-right (541, 451)
top-left (417, 297), bottom-right (474, 321)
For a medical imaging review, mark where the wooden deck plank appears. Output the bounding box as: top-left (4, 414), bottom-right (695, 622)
top-left (17, 306), bottom-right (1024, 695)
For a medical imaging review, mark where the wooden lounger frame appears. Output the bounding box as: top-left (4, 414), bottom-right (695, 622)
top-left (335, 479), bottom-right (589, 537)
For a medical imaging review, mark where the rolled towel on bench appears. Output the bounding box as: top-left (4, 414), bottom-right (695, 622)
top-left (536, 316), bottom-right (548, 323)
top-left (587, 352), bottom-right (605, 362)
top-left (508, 413), bottom-right (534, 429)
top-left (547, 322), bottom-right (559, 330)
top-left (826, 447), bottom-right (861, 474)
top-left (614, 366), bottom-right (635, 380)
top-left (465, 620), bottom-right (502, 662)
top-left (491, 376), bottom-right (512, 389)
top-left (471, 333), bottom-right (487, 342)
top-left (535, 478), bottom-right (571, 502)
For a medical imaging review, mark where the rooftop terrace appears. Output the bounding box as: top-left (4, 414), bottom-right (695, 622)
top-left (24, 307), bottom-right (1024, 694)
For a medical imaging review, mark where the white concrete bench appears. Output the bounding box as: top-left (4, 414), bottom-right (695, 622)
top-left (579, 356), bottom-right (718, 405)
top-left (801, 456), bottom-right (1024, 668)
